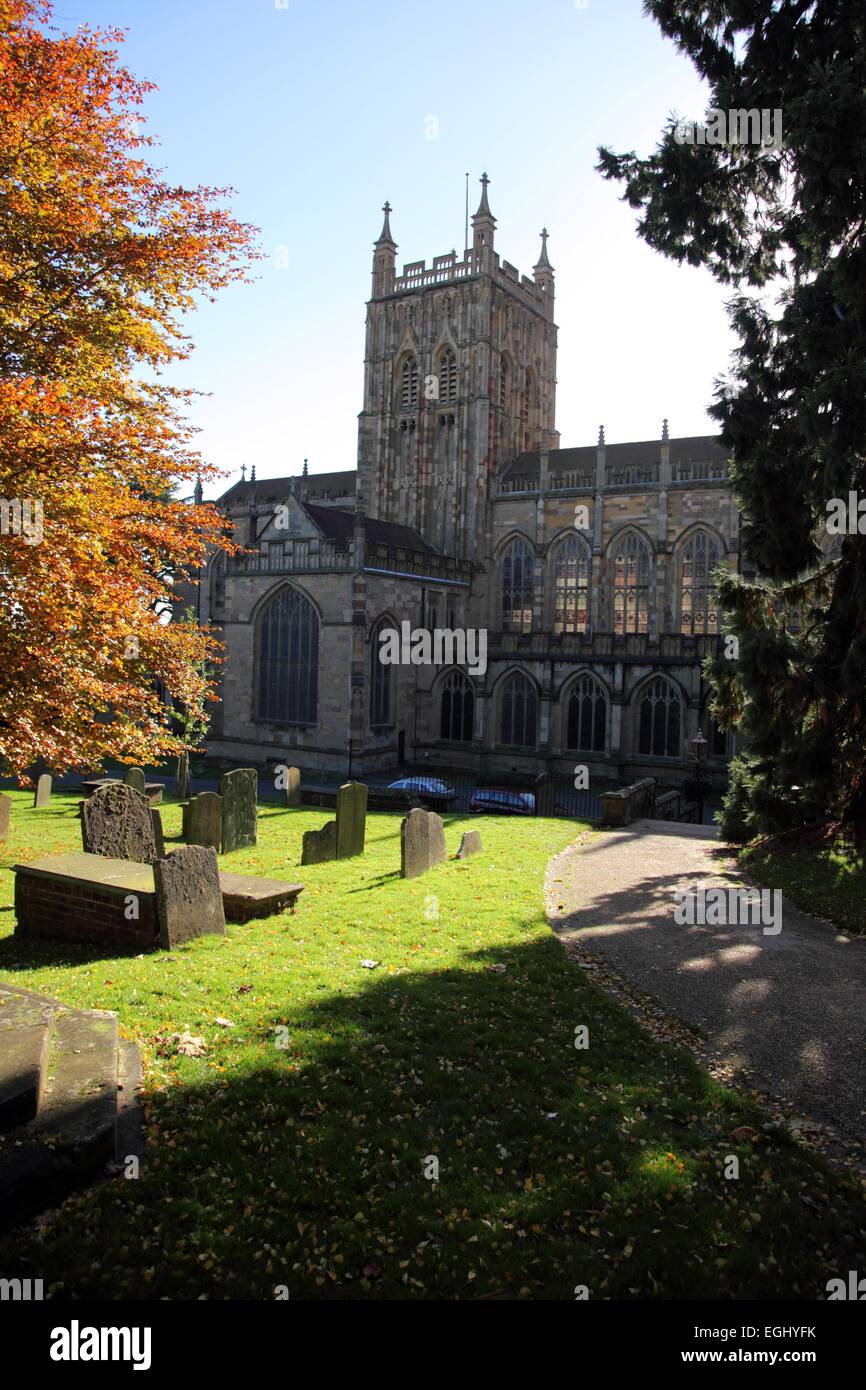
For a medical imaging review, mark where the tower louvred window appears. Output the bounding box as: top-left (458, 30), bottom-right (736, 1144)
top-left (401, 357), bottom-right (419, 410)
top-left (439, 350), bottom-right (458, 403)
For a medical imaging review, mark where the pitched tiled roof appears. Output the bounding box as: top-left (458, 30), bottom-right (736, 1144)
top-left (301, 502), bottom-right (433, 554)
top-left (218, 470), bottom-right (357, 507)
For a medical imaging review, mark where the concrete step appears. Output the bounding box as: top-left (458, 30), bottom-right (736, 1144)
top-left (0, 1001), bottom-right (123, 1231)
top-left (35, 1011), bottom-right (119, 1164)
top-left (0, 1022), bottom-right (50, 1133)
top-left (116, 1040), bottom-right (145, 1171)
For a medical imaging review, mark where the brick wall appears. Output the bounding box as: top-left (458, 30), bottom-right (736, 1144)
top-left (14, 871), bottom-right (159, 951)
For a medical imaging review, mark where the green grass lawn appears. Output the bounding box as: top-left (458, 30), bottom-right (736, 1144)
top-left (740, 825), bottom-right (865, 937)
top-left (0, 790), bottom-right (863, 1300)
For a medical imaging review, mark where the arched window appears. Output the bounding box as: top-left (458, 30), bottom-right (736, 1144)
top-left (440, 670), bottom-right (474, 742)
top-left (520, 368), bottom-right (533, 421)
top-left (638, 677), bottom-right (680, 758)
top-left (500, 672), bottom-right (537, 747)
top-left (613, 533), bottom-right (651, 635)
top-left (566, 674), bottom-right (607, 752)
top-left (681, 530), bottom-right (721, 635)
top-left (501, 537), bottom-right (534, 633)
top-left (257, 588), bottom-right (318, 724)
top-left (498, 354), bottom-right (510, 413)
top-left (370, 617), bottom-right (393, 729)
top-left (553, 535), bottom-right (590, 634)
top-left (401, 356), bottom-right (419, 411)
top-left (209, 553), bottom-right (225, 614)
top-left (439, 349), bottom-right (458, 404)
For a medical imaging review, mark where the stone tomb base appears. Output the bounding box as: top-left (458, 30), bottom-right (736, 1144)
top-left (13, 852), bottom-right (304, 949)
top-left (218, 872), bottom-right (304, 923)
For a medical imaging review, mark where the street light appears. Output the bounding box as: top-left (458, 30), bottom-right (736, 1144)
top-left (690, 730), bottom-right (708, 825)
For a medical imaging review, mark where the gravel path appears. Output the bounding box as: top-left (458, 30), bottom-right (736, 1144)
top-left (547, 820), bottom-right (866, 1156)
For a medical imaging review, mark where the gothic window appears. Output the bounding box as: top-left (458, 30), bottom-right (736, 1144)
top-left (519, 368), bottom-right (531, 421)
top-left (440, 670), bottom-right (474, 742)
top-left (257, 587), bottom-right (318, 725)
top-left (209, 553), bottom-right (226, 614)
top-left (501, 537), bottom-right (535, 633)
top-left (370, 617), bottom-right (393, 729)
top-left (681, 530), bottom-right (721, 635)
top-left (439, 349), bottom-right (458, 404)
top-left (499, 354), bottom-right (510, 413)
top-left (401, 356), bottom-right (419, 411)
top-left (638, 677), bottom-right (680, 758)
top-left (500, 671), bottom-right (537, 747)
top-left (553, 535), bottom-right (590, 634)
top-left (566, 674), bottom-right (607, 752)
top-left (613, 532), bottom-right (651, 635)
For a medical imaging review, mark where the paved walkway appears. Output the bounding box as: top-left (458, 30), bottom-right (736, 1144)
top-left (547, 820), bottom-right (866, 1154)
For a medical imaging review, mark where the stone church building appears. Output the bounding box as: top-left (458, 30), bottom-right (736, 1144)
top-left (191, 176), bottom-right (738, 787)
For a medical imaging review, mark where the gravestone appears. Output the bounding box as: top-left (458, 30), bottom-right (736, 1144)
top-left (187, 791), bottom-right (222, 851)
top-left (123, 767), bottom-right (147, 795)
top-left (34, 774), bottom-right (52, 808)
top-left (534, 773), bottom-right (556, 817)
top-left (284, 766), bottom-right (301, 807)
top-left (153, 845), bottom-right (226, 949)
top-left (335, 780), bottom-right (367, 859)
top-left (456, 830), bottom-right (482, 859)
top-left (300, 820), bottom-right (337, 865)
top-left (0, 792), bottom-right (10, 841)
top-left (151, 807), bottom-right (165, 860)
top-left (219, 768), bottom-right (257, 854)
top-left (400, 808), bottom-right (447, 880)
top-left (81, 783), bottom-right (157, 864)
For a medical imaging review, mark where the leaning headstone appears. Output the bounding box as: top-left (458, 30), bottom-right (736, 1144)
top-left (33, 774), bottom-right (52, 808)
top-left (284, 766), bottom-right (301, 807)
top-left (123, 767), bottom-right (147, 795)
top-left (456, 830), bottom-right (482, 859)
top-left (0, 793), bottom-right (10, 841)
top-left (151, 807), bottom-right (165, 860)
top-left (427, 811), bottom-right (446, 868)
top-left (187, 791), bottom-right (222, 851)
top-left (219, 768), bottom-right (257, 853)
top-left (400, 808), bottom-right (446, 880)
top-left (301, 820), bottom-right (337, 865)
top-left (335, 780), bottom-right (368, 859)
top-left (153, 845), bottom-right (226, 949)
top-left (81, 783), bottom-right (157, 864)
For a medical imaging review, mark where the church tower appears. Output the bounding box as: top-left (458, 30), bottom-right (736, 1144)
top-left (356, 176), bottom-right (559, 559)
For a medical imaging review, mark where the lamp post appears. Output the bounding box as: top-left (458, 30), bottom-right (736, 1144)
top-left (690, 730), bottom-right (708, 825)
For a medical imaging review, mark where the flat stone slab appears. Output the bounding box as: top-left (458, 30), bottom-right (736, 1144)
top-left (218, 872), bottom-right (304, 923)
top-left (15, 851), bottom-right (155, 894)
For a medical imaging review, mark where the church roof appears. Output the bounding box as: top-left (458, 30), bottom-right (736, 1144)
top-left (301, 502), bottom-right (434, 554)
top-left (499, 434), bottom-right (728, 485)
top-left (219, 470), bottom-right (357, 507)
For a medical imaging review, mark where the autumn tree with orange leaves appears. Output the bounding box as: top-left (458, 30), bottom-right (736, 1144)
top-left (0, 0), bottom-right (258, 778)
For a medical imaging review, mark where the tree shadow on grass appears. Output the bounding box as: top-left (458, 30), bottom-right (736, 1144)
top-left (0, 934), bottom-right (859, 1302)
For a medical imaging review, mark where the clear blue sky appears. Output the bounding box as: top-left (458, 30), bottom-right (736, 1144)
top-left (59, 0), bottom-right (731, 495)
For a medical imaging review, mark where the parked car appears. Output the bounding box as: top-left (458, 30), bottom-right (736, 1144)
top-left (469, 787), bottom-right (535, 816)
top-left (386, 776), bottom-right (457, 809)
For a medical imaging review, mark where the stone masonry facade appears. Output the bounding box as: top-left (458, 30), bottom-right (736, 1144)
top-left (185, 176), bottom-right (739, 789)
